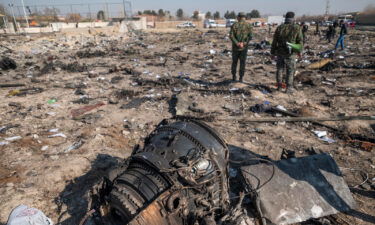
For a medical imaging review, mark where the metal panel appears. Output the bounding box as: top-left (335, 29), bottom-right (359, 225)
top-left (241, 154), bottom-right (356, 225)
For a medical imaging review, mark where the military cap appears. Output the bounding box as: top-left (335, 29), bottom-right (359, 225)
top-left (285, 11), bottom-right (295, 19)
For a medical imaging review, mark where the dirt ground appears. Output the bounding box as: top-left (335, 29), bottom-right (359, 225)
top-left (0, 26), bottom-right (374, 225)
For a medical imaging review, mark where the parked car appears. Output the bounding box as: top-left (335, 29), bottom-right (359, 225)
top-left (217, 24), bottom-right (226, 28)
top-left (253, 21), bottom-right (262, 27)
top-left (323, 21), bottom-right (333, 26)
top-left (226, 19), bottom-right (236, 28)
top-left (204, 19), bottom-right (218, 28)
top-left (177, 22), bottom-right (196, 29)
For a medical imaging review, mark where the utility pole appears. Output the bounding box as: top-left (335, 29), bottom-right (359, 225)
top-left (325, 0), bottom-right (330, 20)
top-left (104, 0), bottom-right (109, 21)
top-left (8, 3), bottom-right (18, 32)
top-left (21, 0), bottom-right (29, 28)
top-left (122, 0), bottom-right (126, 19)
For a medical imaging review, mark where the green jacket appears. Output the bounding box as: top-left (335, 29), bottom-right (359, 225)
top-left (230, 20), bottom-right (253, 51)
top-left (271, 23), bottom-right (303, 56)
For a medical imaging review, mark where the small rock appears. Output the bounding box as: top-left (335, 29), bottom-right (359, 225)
top-left (74, 89), bottom-right (87, 95)
top-left (108, 97), bottom-right (119, 104)
top-left (50, 155), bottom-right (59, 160)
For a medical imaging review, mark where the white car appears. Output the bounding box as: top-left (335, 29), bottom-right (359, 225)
top-left (226, 19), bottom-right (236, 27)
top-left (204, 19), bottom-right (218, 28)
top-left (253, 21), bottom-right (262, 27)
top-left (177, 22), bottom-right (196, 28)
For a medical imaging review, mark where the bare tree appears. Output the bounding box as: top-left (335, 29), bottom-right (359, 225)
top-left (192, 11), bottom-right (199, 20)
top-left (67, 13), bottom-right (81, 23)
top-left (43, 7), bottom-right (60, 22)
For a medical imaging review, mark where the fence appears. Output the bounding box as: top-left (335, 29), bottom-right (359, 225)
top-left (8, 1), bottom-right (132, 24)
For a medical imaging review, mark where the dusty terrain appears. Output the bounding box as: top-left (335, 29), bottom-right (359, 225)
top-left (0, 27), bottom-right (374, 224)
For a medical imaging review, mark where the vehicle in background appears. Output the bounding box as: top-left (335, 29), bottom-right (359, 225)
top-left (176, 21), bottom-right (196, 29)
top-left (204, 19), bottom-right (218, 28)
top-left (253, 21), bottom-right (262, 27)
top-left (226, 19), bottom-right (236, 27)
top-left (323, 21), bottom-right (333, 26)
top-left (217, 23), bottom-right (226, 28)
top-left (338, 14), bottom-right (354, 23)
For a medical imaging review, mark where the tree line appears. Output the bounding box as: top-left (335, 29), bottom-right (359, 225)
top-left (138, 8), bottom-right (261, 20)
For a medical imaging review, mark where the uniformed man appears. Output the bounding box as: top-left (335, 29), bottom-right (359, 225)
top-left (326, 24), bottom-right (335, 43)
top-left (229, 12), bottom-right (253, 82)
top-left (271, 11), bottom-right (303, 93)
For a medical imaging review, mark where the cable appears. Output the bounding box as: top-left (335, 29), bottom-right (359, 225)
top-left (228, 157), bottom-right (276, 199)
top-left (230, 157), bottom-right (275, 192)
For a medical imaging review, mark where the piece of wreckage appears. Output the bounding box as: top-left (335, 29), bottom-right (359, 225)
top-left (85, 119), bottom-right (356, 225)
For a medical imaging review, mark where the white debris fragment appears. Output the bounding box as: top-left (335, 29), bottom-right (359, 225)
top-left (314, 131), bottom-right (327, 138)
top-left (48, 128), bottom-right (59, 133)
top-left (313, 131), bottom-right (335, 143)
top-left (5, 136), bottom-right (22, 142)
top-left (48, 133), bottom-right (67, 138)
top-left (6, 205), bottom-right (53, 225)
top-left (276, 105), bottom-right (287, 111)
top-left (65, 140), bottom-right (84, 153)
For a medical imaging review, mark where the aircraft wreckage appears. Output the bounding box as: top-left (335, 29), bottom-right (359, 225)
top-left (84, 118), bottom-right (356, 225)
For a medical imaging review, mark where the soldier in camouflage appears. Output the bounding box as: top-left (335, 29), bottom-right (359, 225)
top-left (271, 11), bottom-right (303, 93)
top-left (230, 12), bottom-right (253, 82)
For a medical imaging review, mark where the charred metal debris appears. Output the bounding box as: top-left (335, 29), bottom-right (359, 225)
top-left (83, 119), bottom-right (355, 225)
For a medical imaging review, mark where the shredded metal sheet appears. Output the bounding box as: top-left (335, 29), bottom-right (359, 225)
top-left (241, 154), bottom-right (356, 225)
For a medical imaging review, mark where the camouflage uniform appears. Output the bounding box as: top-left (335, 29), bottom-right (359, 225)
top-left (271, 22), bottom-right (303, 90)
top-left (230, 19), bottom-right (253, 82)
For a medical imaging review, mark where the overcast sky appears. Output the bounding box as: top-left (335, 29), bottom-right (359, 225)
top-left (1, 0), bottom-right (374, 16)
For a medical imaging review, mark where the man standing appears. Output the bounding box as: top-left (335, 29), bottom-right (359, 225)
top-left (326, 24), bottom-right (335, 43)
top-left (229, 12), bottom-right (253, 82)
top-left (301, 22), bottom-right (309, 44)
top-left (268, 23), bottom-right (272, 36)
top-left (335, 20), bottom-right (348, 51)
top-left (333, 20), bottom-right (339, 38)
top-left (315, 21), bottom-right (320, 36)
top-left (271, 12), bottom-right (303, 93)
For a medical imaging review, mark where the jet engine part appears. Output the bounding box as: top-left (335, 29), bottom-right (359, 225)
top-left (95, 119), bottom-right (230, 225)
